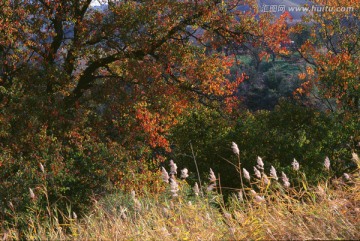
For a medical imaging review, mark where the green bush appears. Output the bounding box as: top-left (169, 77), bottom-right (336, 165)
top-left (169, 108), bottom-right (234, 185)
top-left (232, 101), bottom-right (358, 178)
top-left (170, 101), bottom-right (360, 194)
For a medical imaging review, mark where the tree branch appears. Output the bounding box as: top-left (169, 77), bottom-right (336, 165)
top-left (65, 6), bottom-right (208, 107)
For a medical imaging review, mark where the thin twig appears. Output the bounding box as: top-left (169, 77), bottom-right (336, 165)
top-left (190, 142), bottom-right (202, 196)
top-left (219, 156), bottom-right (240, 171)
top-left (237, 154), bottom-right (248, 202)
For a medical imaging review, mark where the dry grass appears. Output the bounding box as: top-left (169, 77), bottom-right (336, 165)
top-left (1, 154), bottom-right (359, 240)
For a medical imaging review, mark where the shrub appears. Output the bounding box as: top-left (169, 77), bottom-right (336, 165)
top-left (170, 101), bottom-right (360, 193)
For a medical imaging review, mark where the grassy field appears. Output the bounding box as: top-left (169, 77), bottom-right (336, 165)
top-left (2, 148), bottom-right (359, 240)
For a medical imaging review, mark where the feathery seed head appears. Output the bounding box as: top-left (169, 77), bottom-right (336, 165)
top-left (131, 190), bottom-right (136, 200)
top-left (207, 183), bottom-right (216, 192)
top-left (352, 152), bottom-right (359, 160)
top-left (324, 156), bottom-right (331, 170)
top-left (209, 168), bottom-right (216, 183)
top-left (263, 174), bottom-right (270, 185)
top-left (161, 167), bottom-right (170, 183)
top-left (270, 166), bottom-right (278, 180)
top-left (29, 188), bottom-right (35, 199)
top-left (231, 142), bottom-right (240, 156)
top-left (237, 191), bottom-right (243, 202)
top-left (134, 198), bottom-right (141, 211)
top-left (352, 153), bottom-right (359, 165)
top-left (343, 173), bottom-right (350, 180)
top-left (169, 160), bottom-right (178, 175)
top-left (180, 168), bottom-right (189, 179)
top-left (257, 156), bottom-right (264, 170)
top-left (255, 195), bottom-right (265, 202)
top-left (193, 182), bottom-right (200, 196)
top-left (254, 166), bottom-right (261, 178)
top-left (281, 172), bottom-right (290, 188)
top-left (170, 179), bottom-right (179, 197)
top-left (39, 163), bottom-right (45, 173)
top-left (292, 158), bottom-right (300, 171)
top-left (162, 207), bottom-right (169, 217)
top-left (243, 168), bottom-right (250, 181)
top-left (9, 201), bottom-right (14, 210)
top-left (281, 171), bottom-right (289, 183)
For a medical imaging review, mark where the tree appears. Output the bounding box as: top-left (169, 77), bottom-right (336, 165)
top-left (296, 0), bottom-right (360, 113)
top-left (0, 0), bottom-right (292, 215)
top-left (0, 0), bottom-right (293, 149)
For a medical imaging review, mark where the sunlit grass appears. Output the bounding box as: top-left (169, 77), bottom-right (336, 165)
top-left (1, 151), bottom-right (359, 240)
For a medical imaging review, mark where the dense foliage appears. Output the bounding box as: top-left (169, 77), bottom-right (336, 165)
top-left (171, 101), bottom-right (360, 195)
top-left (297, 0), bottom-right (360, 112)
top-left (0, 0), bottom-right (359, 237)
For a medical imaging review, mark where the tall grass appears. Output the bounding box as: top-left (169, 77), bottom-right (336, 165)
top-left (1, 150), bottom-right (359, 240)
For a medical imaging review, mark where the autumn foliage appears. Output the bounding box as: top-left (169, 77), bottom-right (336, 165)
top-left (0, 0), bottom-right (294, 216)
top-left (297, 0), bottom-right (360, 112)
top-left (0, 1), bottom-right (359, 236)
